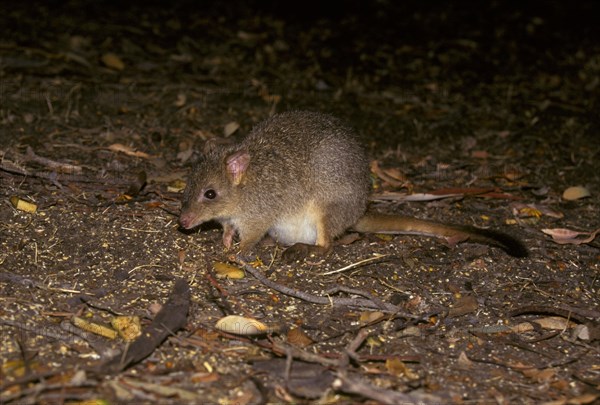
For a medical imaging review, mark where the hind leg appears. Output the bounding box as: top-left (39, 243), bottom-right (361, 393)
top-left (281, 206), bottom-right (335, 262)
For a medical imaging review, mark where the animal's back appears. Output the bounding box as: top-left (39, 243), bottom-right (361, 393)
top-left (239, 111), bottom-right (371, 242)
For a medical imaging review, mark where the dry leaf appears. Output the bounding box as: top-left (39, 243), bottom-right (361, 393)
top-left (287, 327), bottom-right (313, 347)
top-left (167, 179), bottom-right (187, 193)
top-left (224, 121), bottom-right (240, 137)
top-left (372, 191), bottom-right (461, 202)
top-left (511, 316), bottom-right (575, 333)
top-left (365, 336), bottom-right (382, 349)
top-left (101, 52), bottom-right (125, 70)
top-left (178, 249), bottom-right (186, 266)
top-left (501, 359), bottom-right (535, 371)
top-left (107, 143), bottom-right (151, 159)
top-left (370, 160), bottom-right (407, 188)
top-left (521, 367), bottom-right (556, 382)
top-left (382, 167), bottom-right (407, 182)
top-left (532, 317), bottom-right (576, 330)
top-left (448, 295), bottom-right (479, 317)
top-left (174, 93), bottom-right (187, 107)
top-left (191, 372), bottom-right (220, 383)
top-left (541, 228), bottom-right (600, 245)
top-left (385, 357), bottom-right (419, 380)
top-left (396, 325), bottom-right (422, 338)
top-left (148, 303), bottom-right (162, 315)
top-left (10, 196), bottom-right (37, 213)
top-left (213, 262), bottom-right (245, 279)
top-left (562, 185), bottom-right (591, 200)
top-left (106, 380), bottom-right (134, 401)
top-left (514, 205), bottom-right (542, 218)
top-left (503, 165), bottom-right (526, 181)
top-left (511, 202), bottom-right (563, 219)
top-left (215, 315), bottom-right (270, 335)
top-left (111, 316), bottom-right (142, 342)
top-left (405, 295), bottom-right (423, 312)
top-left (561, 393), bottom-right (600, 404)
top-left (471, 150), bottom-right (489, 159)
top-left (177, 148), bottom-right (193, 163)
top-left (359, 311), bottom-right (385, 325)
top-left (457, 351), bottom-right (474, 369)
top-left (73, 399), bottom-right (110, 405)
top-left (572, 324), bottom-right (591, 341)
top-left (71, 316), bottom-right (118, 339)
top-left (477, 191), bottom-right (521, 200)
top-left (534, 205), bottom-right (564, 218)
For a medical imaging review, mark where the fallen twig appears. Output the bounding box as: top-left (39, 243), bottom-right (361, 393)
top-left (0, 317), bottom-right (86, 346)
top-left (60, 319), bottom-right (114, 357)
top-left (320, 254), bottom-right (389, 276)
top-left (323, 285), bottom-right (390, 311)
top-left (333, 370), bottom-right (422, 405)
top-left (0, 378), bottom-right (98, 404)
top-left (0, 272), bottom-right (86, 294)
top-left (0, 148), bottom-right (134, 185)
top-left (25, 146), bottom-right (83, 174)
top-left (270, 341), bottom-right (340, 368)
top-left (237, 257), bottom-right (421, 319)
top-left (268, 329), bottom-right (430, 404)
top-left (509, 304), bottom-right (600, 323)
top-left (339, 327), bottom-right (369, 366)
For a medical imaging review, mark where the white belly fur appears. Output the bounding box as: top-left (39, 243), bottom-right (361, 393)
top-left (268, 203), bottom-right (319, 246)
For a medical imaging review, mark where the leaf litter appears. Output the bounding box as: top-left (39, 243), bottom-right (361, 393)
top-left (1, 2), bottom-right (599, 404)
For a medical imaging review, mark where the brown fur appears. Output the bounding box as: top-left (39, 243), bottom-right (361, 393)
top-left (180, 111), bottom-right (527, 258)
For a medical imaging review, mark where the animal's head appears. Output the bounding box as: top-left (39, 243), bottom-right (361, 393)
top-left (179, 149), bottom-right (251, 229)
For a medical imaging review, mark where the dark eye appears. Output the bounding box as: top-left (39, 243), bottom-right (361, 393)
top-left (204, 189), bottom-right (217, 199)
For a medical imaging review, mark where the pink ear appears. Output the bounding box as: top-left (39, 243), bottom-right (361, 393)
top-left (226, 150), bottom-right (250, 185)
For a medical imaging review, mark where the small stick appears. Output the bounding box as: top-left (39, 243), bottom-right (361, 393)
top-left (237, 257), bottom-right (421, 319)
top-left (509, 304), bottom-right (600, 323)
top-left (333, 370), bottom-right (421, 405)
top-left (323, 286), bottom-right (389, 311)
top-left (320, 254), bottom-right (389, 276)
top-left (26, 146), bottom-right (82, 174)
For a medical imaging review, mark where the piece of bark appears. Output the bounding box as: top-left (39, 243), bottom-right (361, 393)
top-left (98, 278), bottom-right (190, 374)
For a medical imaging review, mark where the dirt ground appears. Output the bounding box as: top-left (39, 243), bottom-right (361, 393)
top-left (1, 1), bottom-right (599, 404)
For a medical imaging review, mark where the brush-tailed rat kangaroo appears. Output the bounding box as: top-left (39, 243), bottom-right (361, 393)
top-left (179, 111), bottom-right (527, 259)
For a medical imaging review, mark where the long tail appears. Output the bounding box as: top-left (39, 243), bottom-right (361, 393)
top-left (353, 213), bottom-right (528, 257)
